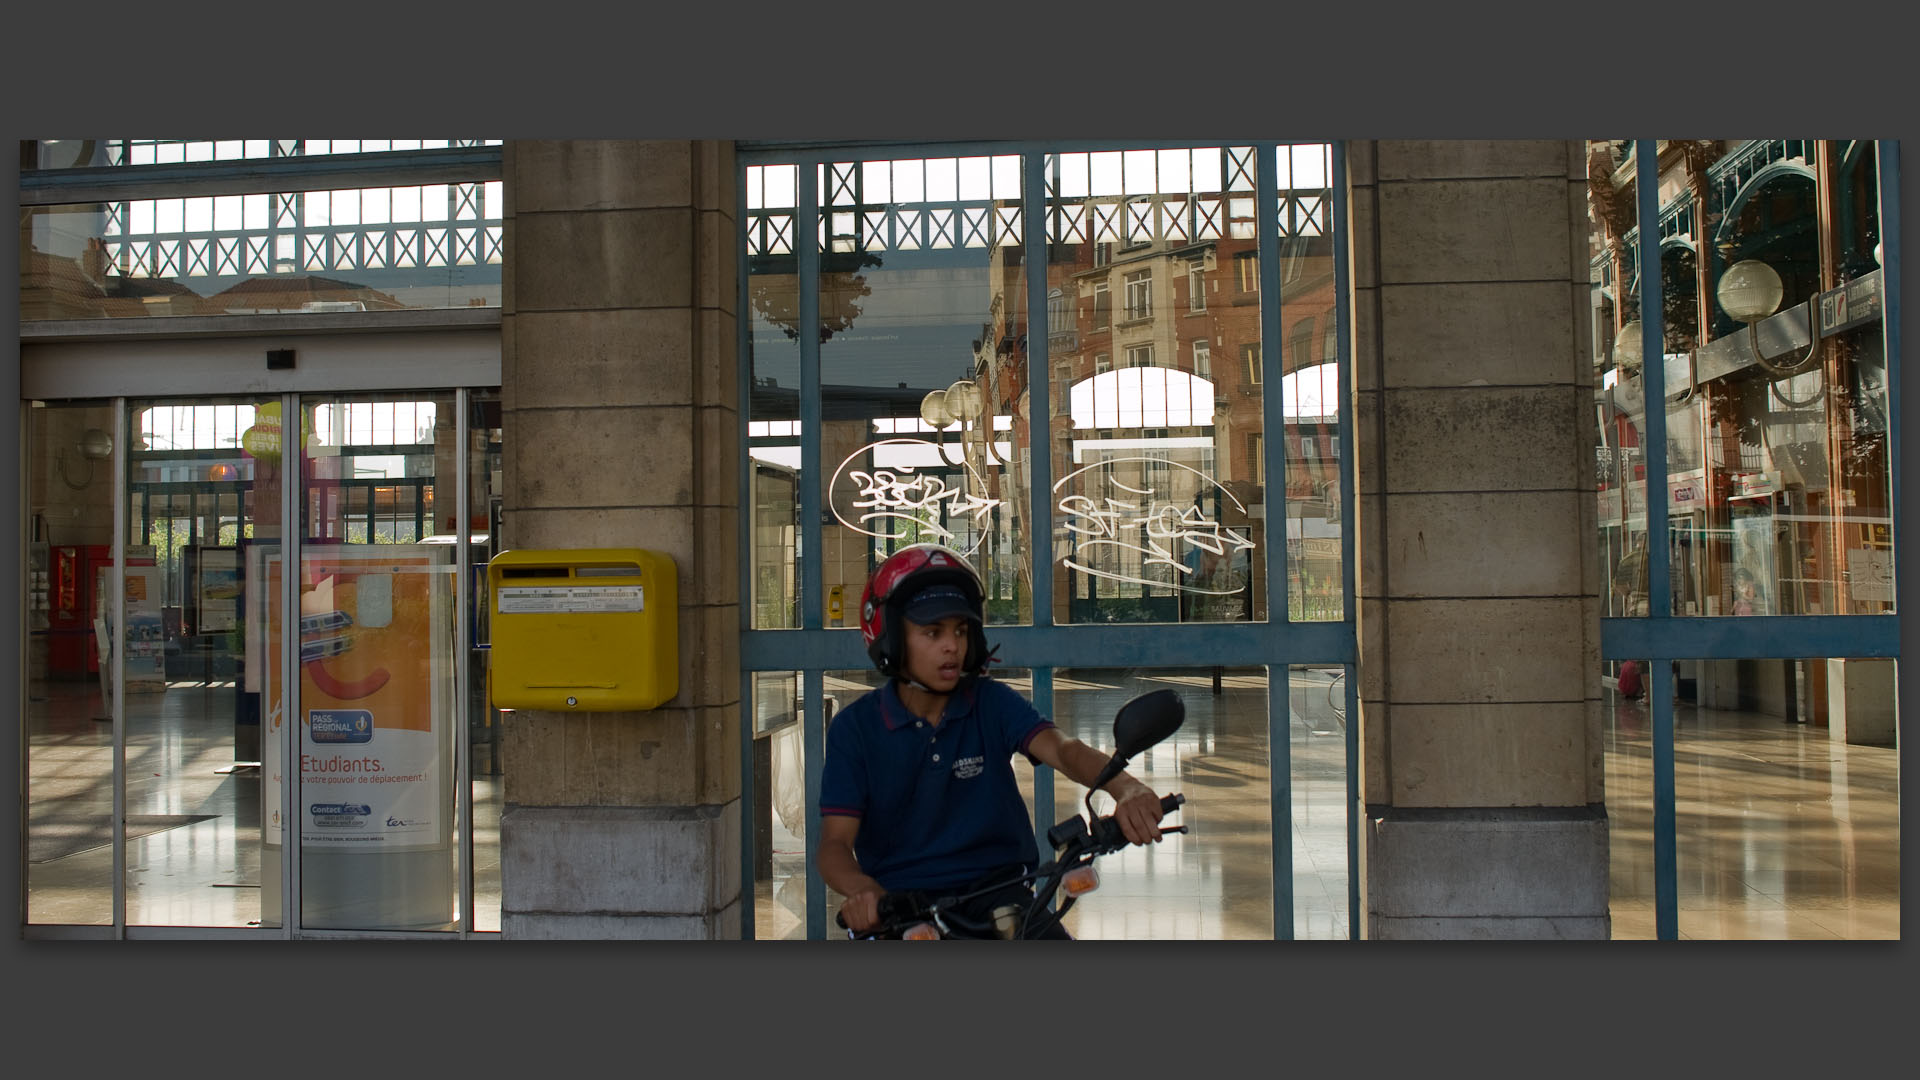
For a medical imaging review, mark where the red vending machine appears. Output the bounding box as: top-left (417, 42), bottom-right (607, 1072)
top-left (48, 544), bottom-right (109, 679)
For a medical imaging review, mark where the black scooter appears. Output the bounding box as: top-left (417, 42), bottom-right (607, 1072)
top-left (839, 688), bottom-right (1187, 940)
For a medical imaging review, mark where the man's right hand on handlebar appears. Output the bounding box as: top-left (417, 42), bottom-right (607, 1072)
top-left (838, 884), bottom-right (886, 934)
top-left (1106, 776), bottom-right (1168, 846)
top-left (1027, 728), bottom-right (1167, 846)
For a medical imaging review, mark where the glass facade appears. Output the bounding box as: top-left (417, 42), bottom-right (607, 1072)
top-left (20, 139), bottom-right (503, 323)
top-left (813, 154), bottom-right (1031, 627)
top-left (744, 145), bottom-right (1347, 638)
top-left (26, 401), bottom-right (130, 926)
top-left (1591, 139), bottom-right (1899, 939)
top-left (1604, 656), bottom-right (1899, 939)
top-left (1042, 147), bottom-right (1268, 625)
top-left (19, 138), bottom-right (505, 937)
top-left (1048, 667), bottom-right (1274, 939)
top-left (17, 137), bottom-right (1898, 943)
top-left (739, 142), bottom-right (1358, 941)
top-left (24, 391), bottom-right (502, 934)
top-left (1592, 140), bottom-right (1892, 620)
top-left (745, 163), bottom-right (805, 630)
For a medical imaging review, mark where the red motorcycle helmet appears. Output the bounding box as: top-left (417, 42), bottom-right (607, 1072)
top-left (860, 543), bottom-right (990, 679)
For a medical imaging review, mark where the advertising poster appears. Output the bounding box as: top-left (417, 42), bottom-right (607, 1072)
top-left (95, 556), bottom-right (166, 691)
top-left (123, 565), bottom-right (166, 689)
top-left (261, 545), bottom-right (451, 850)
top-left (194, 547), bottom-right (241, 633)
top-left (1728, 511), bottom-right (1776, 617)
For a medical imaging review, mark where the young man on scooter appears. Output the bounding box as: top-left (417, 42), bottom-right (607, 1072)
top-left (818, 543), bottom-right (1168, 937)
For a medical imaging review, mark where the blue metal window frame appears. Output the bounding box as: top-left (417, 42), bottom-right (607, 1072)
top-left (1600, 140), bottom-right (1901, 940)
top-left (734, 140), bottom-right (1360, 941)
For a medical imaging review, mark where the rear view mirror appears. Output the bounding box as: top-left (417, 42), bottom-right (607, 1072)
top-left (1113, 688), bottom-right (1185, 760)
top-left (1083, 689), bottom-right (1187, 802)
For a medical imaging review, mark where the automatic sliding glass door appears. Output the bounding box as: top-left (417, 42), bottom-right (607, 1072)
top-left (24, 388), bottom-right (494, 936)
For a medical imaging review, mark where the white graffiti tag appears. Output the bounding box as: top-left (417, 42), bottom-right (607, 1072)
top-left (849, 469), bottom-right (1000, 534)
top-left (829, 438), bottom-right (1003, 555)
top-left (1053, 457), bottom-right (1256, 594)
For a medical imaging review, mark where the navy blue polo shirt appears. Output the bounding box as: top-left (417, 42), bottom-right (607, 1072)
top-left (819, 676), bottom-right (1054, 892)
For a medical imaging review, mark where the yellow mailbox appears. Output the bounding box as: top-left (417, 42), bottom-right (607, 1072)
top-left (487, 548), bottom-right (678, 711)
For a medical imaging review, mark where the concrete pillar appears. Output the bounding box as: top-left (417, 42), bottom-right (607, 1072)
top-left (497, 141), bottom-right (742, 939)
top-left (1827, 658), bottom-right (1898, 747)
top-left (1349, 141), bottom-right (1609, 939)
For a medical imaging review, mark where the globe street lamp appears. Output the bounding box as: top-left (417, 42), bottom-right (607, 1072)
top-left (1612, 318), bottom-right (1643, 374)
top-left (1716, 259), bottom-right (1783, 323)
top-left (919, 388), bottom-right (954, 430)
top-left (1717, 257), bottom-right (1817, 379)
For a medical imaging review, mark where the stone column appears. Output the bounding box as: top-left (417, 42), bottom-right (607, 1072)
top-left (497, 141), bottom-right (742, 939)
top-left (1349, 141), bottom-right (1608, 939)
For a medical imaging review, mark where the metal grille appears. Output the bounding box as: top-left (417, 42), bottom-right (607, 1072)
top-left (100, 182), bottom-right (503, 282)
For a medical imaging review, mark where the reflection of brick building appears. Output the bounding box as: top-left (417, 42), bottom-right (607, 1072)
top-left (971, 213), bottom-right (1340, 622)
top-left (19, 237), bottom-right (407, 319)
top-left (197, 274), bottom-right (406, 315)
top-left (19, 240), bottom-right (203, 319)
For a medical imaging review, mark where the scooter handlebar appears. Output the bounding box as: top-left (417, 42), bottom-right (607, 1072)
top-left (1087, 792), bottom-right (1186, 850)
top-left (836, 890), bottom-right (933, 936)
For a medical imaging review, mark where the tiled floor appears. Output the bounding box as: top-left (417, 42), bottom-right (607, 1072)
top-left (764, 673), bottom-right (1901, 940)
top-left (1602, 688), bottom-right (1900, 940)
top-left (24, 677), bottom-right (503, 932)
top-left (756, 667), bottom-right (1352, 940)
top-left (25, 669), bottom-right (1899, 940)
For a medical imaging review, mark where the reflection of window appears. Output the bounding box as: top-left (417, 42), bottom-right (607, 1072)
top-left (1242, 343), bottom-right (1262, 384)
top-left (1235, 252), bottom-right (1259, 292)
top-left (1288, 317), bottom-right (1315, 368)
top-left (1145, 449), bottom-right (1171, 486)
top-left (1188, 261), bottom-right (1206, 312)
top-left (1193, 340), bottom-right (1211, 379)
top-left (1048, 287), bottom-right (1069, 330)
top-left (1127, 344), bottom-right (1154, 368)
top-left (140, 403), bottom-right (261, 451)
top-left (1096, 352), bottom-right (1112, 373)
top-left (65, 177), bottom-right (503, 314)
top-left (1054, 361), bottom-right (1072, 399)
top-left (1092, 281), bottom-right (1110, 330)
top-left (1094, 242), bottom-right (1113, 267)
top-left (1123, 201), bottom-right (1153, 249)
top-left (1124, 270), bottom-right (1152, 321)
top-left (1248, 433), bottom-right (1263, 485)
top-left (1323, 316), bottom-right (1338, 364)
top-left (314, 400), bottom-right (440, 447)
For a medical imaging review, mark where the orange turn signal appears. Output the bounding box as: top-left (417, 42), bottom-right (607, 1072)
top-left (1061, 865), bottom-right (1101, 898)
top-left (901, 922), bottom-right (941, 940)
